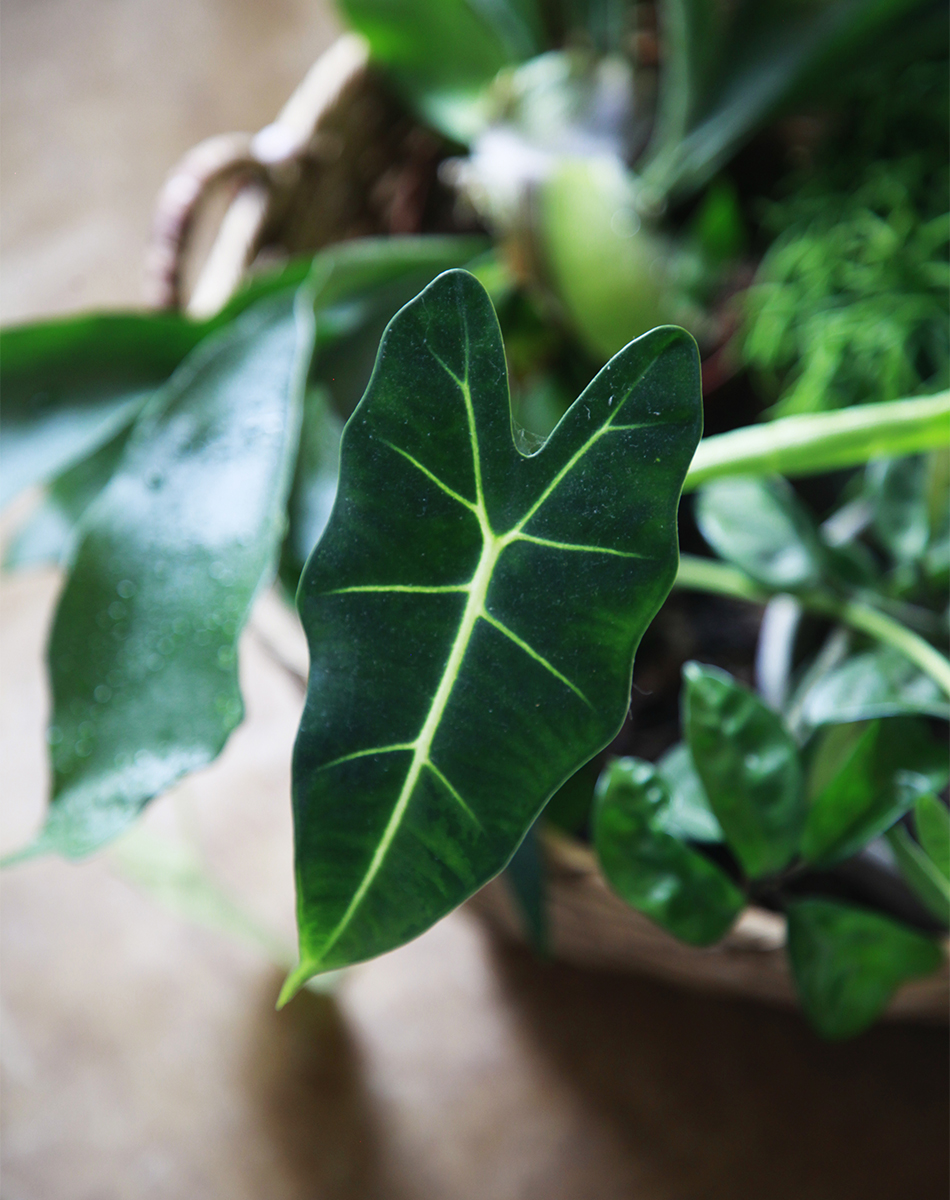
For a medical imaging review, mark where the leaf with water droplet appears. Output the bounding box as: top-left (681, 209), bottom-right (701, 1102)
top-left (8, 290), bottom-right (315, 861)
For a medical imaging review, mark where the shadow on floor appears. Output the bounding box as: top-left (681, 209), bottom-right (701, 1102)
top-left (486, 932), bottom-right (949, 1200)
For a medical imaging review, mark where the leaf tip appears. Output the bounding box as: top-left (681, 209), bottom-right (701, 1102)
top-left (276, 960), bottom-right (320, 1008)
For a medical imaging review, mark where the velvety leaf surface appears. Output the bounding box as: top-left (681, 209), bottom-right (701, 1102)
top-left (683, 661), bottom-right (805, 877)
top-left (0, 312), bottom-right (208, 508)
top-left (287, 269), bottom-right (702, 989)
top-left (594, 758), bottom-right (744, 945)
top-left (23, 292), bottom-right (315, 860)
top-left (655, 741), bottom-right (724, 842)
top-left (786, 898), bottom-right (943, 1039)
top-left (696, 475), bottom-right (825, 591)
top-left (801, 718), bottom-right (948, 866)
top-left (800, 646), bottom-right (950, 725)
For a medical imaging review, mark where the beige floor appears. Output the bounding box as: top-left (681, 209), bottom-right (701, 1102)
top-left (2, 3), bottom-right (948, 1198)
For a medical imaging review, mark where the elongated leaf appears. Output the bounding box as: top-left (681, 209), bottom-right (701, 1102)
top-left (285, 269), bottom-right (701, 993)
top-left (683, 661), bottom-right (805, 877)
top-left (655, 741), bottom-right (723, 842)
top-left (594, 758), bottom-right (744, 945)
top-left (11, 292), bottom-right (315, 861)
top-left (0, 313), bottom-right (209, 508)
top-left (916, 793), bottom-right (950, 881)
top-left (696, 475), bottom-right (825, 591)
top-left (799, 647), bottom-right (950, 725)
top-left (887, 822), bottom-right (950, 925)
top-left (786, 898), bottom-right (943, 1039)
top-left (802, 718), bottom-right (947, 866)
top-left (683, 391), bottom-right (950, 489)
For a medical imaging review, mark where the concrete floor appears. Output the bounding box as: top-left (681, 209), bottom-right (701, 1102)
top-left (2, 3), bottom-right (948, 1197)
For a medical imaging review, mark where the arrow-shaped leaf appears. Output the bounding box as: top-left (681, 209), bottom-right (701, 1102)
top-left (286, 269), bottom-right (702, 993)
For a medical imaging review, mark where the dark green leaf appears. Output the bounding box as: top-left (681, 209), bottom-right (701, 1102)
top-left (683, 661), bottom-right (805, 877)
top-left (915, 793), bottom-right (950, 882)
top-left (15, 292), bottom-right (315, 861)
top-left (282, 387), bottom-right (343, 591)
top-left (802, 718), bottom-right (946, 866)
top-left (696, 475), bottom-right (825, 591)
top-left (799, 646), bottom-right (950, 725)
top-left (0, 312), bottom-right (209, 508)
top-left (786, 898), bottom-right (943, 1039)
top-left (340, 0), bottom-right (544, 141)
top-left (286, 269), bottom-right (702, 992)
top-left (655, 741), bottom-right (724, 842)
top-left (542, 757), bottom-right (599, 835)
top-left (887, 822), bottom-right (950, 925)
top-left (503, 821), bottom-right (548, 955)
top-left (594, 758), bottom-right (745, 945)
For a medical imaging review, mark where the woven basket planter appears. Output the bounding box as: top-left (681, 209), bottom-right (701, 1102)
top-left (146, 33), bottom-right (950, 1024)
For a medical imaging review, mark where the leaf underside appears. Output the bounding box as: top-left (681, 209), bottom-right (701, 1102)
top-left (287, 269), bottom-right (702, 992)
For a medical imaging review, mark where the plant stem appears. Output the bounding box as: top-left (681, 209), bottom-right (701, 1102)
top-left (675, 554), bottom-right (950, 698)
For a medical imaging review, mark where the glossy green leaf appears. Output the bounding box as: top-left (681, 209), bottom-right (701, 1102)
top-left (14, 291), bottom-right (315, 861)
top-left (786, 898), bottom-right (943, 1039)
top-left (282, 387), bottom-right (343, 589)
top-left (594, 758), bottom-right (745, 945)
top-left (887, 822), bottom-right (950, 925)
top-left (866, 455), bottom-right (931, 563)
top-left (683, 661), bottom-right (805, 877)
top-left (799, 647), bottom-right (950, 725)
top-left (655, 741), bottom-right (724, 842)
top-left (341, 0), bottom-right (544, 141)
top-left (286, 269), bottom-right (702, 992)
top-left (915, 793), bottom-right (950, 882)
top-left (696, 476), bottom-right (825, 591)
top-left (802, 718), bottom-right (947, 866)
top-left (0, 312), bottom-right (209, 508)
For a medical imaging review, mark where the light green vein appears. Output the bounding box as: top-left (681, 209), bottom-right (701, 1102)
top-left (383, 440), bottom-right (478, 513)
top-left (319, 743), bottom-right (416, 772)
top-left (427, 761), bottom-right (483, 830)
top-left (511, 359), bottom-right (656, 534)
top-left (511, 533), bottom-right (648, 559)
top-left (325, 584), bottom-right (469, 595)
top-left (480, 609), bottom-right (592, 707)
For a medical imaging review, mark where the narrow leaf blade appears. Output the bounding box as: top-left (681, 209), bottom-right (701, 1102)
top-left (287, 269), bottom-right (702, 990)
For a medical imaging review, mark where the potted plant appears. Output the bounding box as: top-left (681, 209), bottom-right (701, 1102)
top-left (2, 0), bottom-right (948, 1042)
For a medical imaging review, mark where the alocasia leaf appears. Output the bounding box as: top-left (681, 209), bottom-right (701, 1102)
top-left (9, 291), bottom-right (315, 862)
top-left (594, 758), bottom-right (744, 945)
top-left (785, 898), bottom-right (943, 1039)
top-left (801, 718), bottom-right (948, 866)
top-left (683, 661), bottom-right (805, 877)
top-left (695, 475), bottom-right (825, 591)
top-left (285, 269), bottom-right (701, 993)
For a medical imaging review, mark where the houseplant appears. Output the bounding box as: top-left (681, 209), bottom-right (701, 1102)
top-left (1, 0), bottom-right (948, 1041)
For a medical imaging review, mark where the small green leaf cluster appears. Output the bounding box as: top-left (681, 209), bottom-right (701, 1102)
top-left (594, 662), bottom-right (948, 1039)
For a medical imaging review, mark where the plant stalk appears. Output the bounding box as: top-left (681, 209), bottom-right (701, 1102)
top-left (675, 555), bottom-right (950, 698)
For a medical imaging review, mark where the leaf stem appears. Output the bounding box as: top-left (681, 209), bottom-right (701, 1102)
top-left (675, 555), bottom-right (950, 698)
